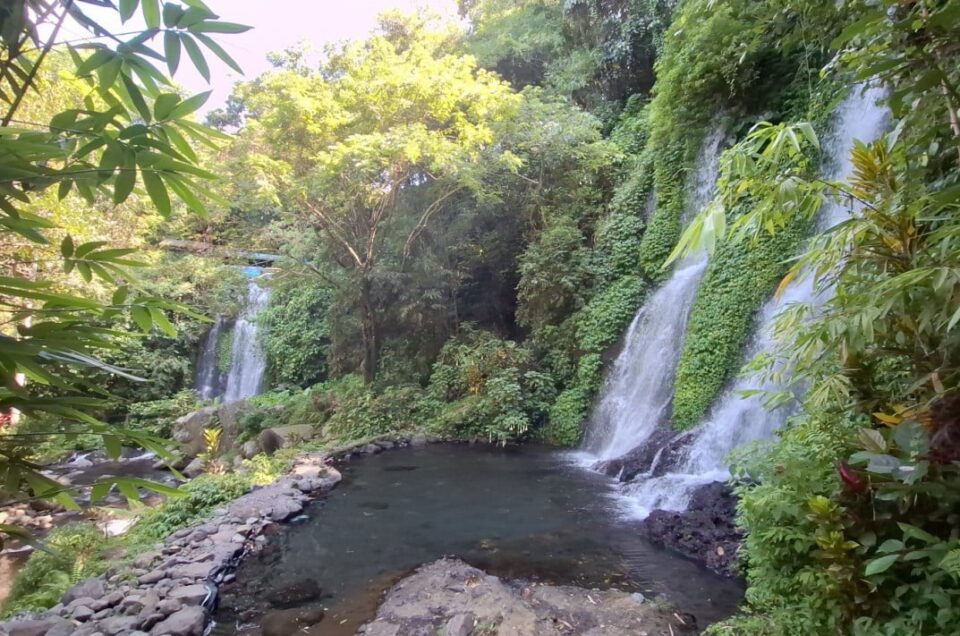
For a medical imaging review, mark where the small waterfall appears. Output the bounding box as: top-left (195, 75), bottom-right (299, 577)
top-left (582, 123), bottom-right (725, 461)
top-left (611, 86), bottom-right (890, 517)
top-left (195, 316), bottom-right (227, 400)
top-left (223, 276), bottom-right (271, 403)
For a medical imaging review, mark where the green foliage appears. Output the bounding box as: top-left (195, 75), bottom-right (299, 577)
top-left (259, 281), bottom-right (331, 387)
top-left (216, 328), bottom-right (234, 376)
top-left (3, 523), bottom-right (108, 616)
top-left (130, 473), bottom-right (250, 542)
top-left (576, 276), bottom-right (646, 353)
top-left (540, 353), bottom-right (603, 446)
top-left (517, 218), bottom-right (592, 330)
top-left (126, 390), bottom-right (199, 438)
top-left (672, 211), bottom-right (809, 430)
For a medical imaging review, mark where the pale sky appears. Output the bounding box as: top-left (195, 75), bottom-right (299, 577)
top-left (59, 1), bottom-right (459, 112)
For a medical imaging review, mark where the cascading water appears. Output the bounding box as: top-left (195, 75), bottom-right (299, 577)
top-left (222, 273), bottom-right (271, 402)
top-left (194, 267), bottom-right (271, 403)
top-left (582, 124), bottom-right (725, 461)
top-left (195, 316), bottom-right (226, 400)
top-left (610, 86), bottom-right (889, 517)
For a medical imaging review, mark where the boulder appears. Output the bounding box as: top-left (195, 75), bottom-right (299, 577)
top-left (0, 618), bottom-right (70, 636)
top-left (268, 425), bottom-right (315, 446)
top-left (168, 584), bottom-right (210, 606)
top-left (258, 429), bottom-right (283, 456)
top-left (149, 606), bottom-right (206, 636)
top-left (171, 406), bottom-right (217, 457)
top-left (182, 458), bottom-right (206, 478)
top-left (240, 440), bottom-right (260, 460)
top-left (61, 578), bottom-right (105, 605)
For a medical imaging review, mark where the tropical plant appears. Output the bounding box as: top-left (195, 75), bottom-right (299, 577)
top-left (0, 0), bottom-right (247, 532)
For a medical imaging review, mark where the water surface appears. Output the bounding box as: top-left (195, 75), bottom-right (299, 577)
top-left (214, 445), bottom-right (743, 635)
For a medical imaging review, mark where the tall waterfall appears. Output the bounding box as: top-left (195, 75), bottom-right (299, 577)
top-left (223, 276), bottom-right (270, 402)
top-left (194, 268), bottom-right (271, 403)
top-left (608, 86), bottom-right (890, 517)
top-left (582, 124), bottom-right (725, 461)
top-left (195, 316), bottom-right (227, 400)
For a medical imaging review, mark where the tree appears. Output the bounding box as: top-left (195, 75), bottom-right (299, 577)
top-left (0, 0), bottom-right (247, 537)
top-left (229, 16), bottom-right (520, 382)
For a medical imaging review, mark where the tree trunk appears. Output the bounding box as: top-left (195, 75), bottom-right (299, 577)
top-left (359, 274), bottom-right (378, 383)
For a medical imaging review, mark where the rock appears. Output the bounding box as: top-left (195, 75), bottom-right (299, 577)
top-left (267, 425), bottom-right (314, 447)
top-left (410, 432), bottom-right (428, 447)
top-left (168, 584), bottom-right (210, 606)
top-left (99, 615), bottom-right (139, 635)
top-left (265, 578), bottom-right (321, 608)
top-left (595, 427), bottom-right (695, 482)
top-left (61, 578), bottom-right (106, 605)
top-left (362, 444), bottom-right (382, 455)
top-left (72, 606), bottom-right (95, 621)
top-left (44, 622), bottom-right (79, 636)
top-left (90, 591), bottom-right (124, 612)
top-left (258, 429), bottom-right (283, 456)
top-left (182, 458), bottom-right (206, 478)
top-left (1, 618), bottom-right (70, 636)
top-left (157, 599), bottom-right (183, 617)
top-left (138, 570), bottom-right (166, 585)
top-left (642, 481), bottom-right (742, 577)
top-left (260, 607), bottom-right (325, 636)
top-left (359, 558), bottom-right (692, 636)
top-left (240, 440), bottom-right (260, 459)
top-left (444, 612), bottom-right (475, 636)
top-left (149, 606), bottom-right (206, 636)
top-left (172, 406), bottom-right (217, 457)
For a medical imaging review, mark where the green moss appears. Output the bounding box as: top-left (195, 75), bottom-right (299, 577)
top-left (216, 328), bottom-right (234, 375)
top-left (671, 211), bottom-right (810, 430)
top-left (540, 353), bottom-right (603, 446)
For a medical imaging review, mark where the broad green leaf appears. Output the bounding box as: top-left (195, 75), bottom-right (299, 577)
top-left (168, 91), bottom-right (211, 119)
top-left (119, 0), bottom-right (140, 22)
top-left (193, 32), bottom-right (243, 74)
top-left (179, 33), bottom-right (209, 81)
top-left (163, 31), bottom-right (181, 75)
top-left (142, 0), bottom-right (161, 28)
top-left (188, 21), bottom-right (251, 34)
top-left (865, 554), bottom-right (899, 576)
top-left (162, 2), bottom-right (185, 27)
top-left (148, 307), bottom-right (177, 337)
top-left (142, 170), bottom-right (171, 217)
top-left (104, 435), bottom-right (122, 459)
top-left (113, 149), bottom-right (137, 204)
top-left (60, 235), bottom-right (74, 258)
top-left (131, 305), bottom-right (153, 332)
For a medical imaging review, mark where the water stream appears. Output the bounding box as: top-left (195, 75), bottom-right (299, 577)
top-left (593, 86), bottom-right (890, 517)
top-left (213, 446), bottom-right (744, 635)
top-left (195, 269), bottom-right (271, 403)
top-left (581, 124), bottom-right (725, 461)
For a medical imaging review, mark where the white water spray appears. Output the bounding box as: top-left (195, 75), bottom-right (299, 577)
top-left (223, 277), bottom-right (271, 403)
top-left (608, 86), bottom-right (889, 518)
top-left (582, 124), bottom-right (725, 461)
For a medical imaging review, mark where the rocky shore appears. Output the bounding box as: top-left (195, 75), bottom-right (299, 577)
top-left (0, 453), bottom-right (341, 636)
top-left (358, 558), bottom-right (699, 636)
top-left (641, 482), bottom-right (741, 577)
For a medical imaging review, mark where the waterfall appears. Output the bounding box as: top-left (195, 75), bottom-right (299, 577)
top-left (223, 276), bottom-right (271, 403)
top-left (608, 86), bottom-right (890, 518)
top-left (581, 124), bottom-right (725, 461)
top-left (194, 268), bottom-right (271, 403)
top-left (195, 315), bottom-right (226, 400)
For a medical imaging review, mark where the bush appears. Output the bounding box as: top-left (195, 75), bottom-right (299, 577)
top-left (259, 282), bottom-right (331, 387)
top-left (130, 473), bottom-right (251, 542)
top-left (540, 353), bottom-right (603, 446)
top-left (3, 524), bottom-right (108, 616)
top-left (577, 275), bottom-right (646, 353)
top-left (126, 390), bottom-right (200, 437)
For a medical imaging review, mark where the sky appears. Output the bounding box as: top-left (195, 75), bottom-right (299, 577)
top-left (59, 0), bottom-right (459, 113)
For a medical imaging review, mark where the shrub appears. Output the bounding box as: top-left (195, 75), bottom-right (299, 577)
top-left (126, 390), bottom-right (200, 437)
top-left (3, 524), bottom-right (107, 616)
top-left (130, 473), bottom-right (251, 542)
top-left (540, 353), bottom-right (603, 446)
top-left (576, 275), bottom-right (646, 353)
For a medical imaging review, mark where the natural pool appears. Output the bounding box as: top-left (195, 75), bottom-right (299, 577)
top-left (213, 444), bottom-right (744, 635)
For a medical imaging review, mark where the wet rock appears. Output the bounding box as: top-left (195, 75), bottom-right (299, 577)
top-left (642, 481), bottom-right (742, 577)
top-left (61, 578), bottom-right (106, 605)
top-left (149, 606), bottom-right (206, 636)
top-left (595, 428), bottom-right (695, 482)
top-left (410, 432), bottom-right (428, 447)
top-left (260, 607), bottom-right (325, 636)
top-left (265, 578), bottom-right (321, 608)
